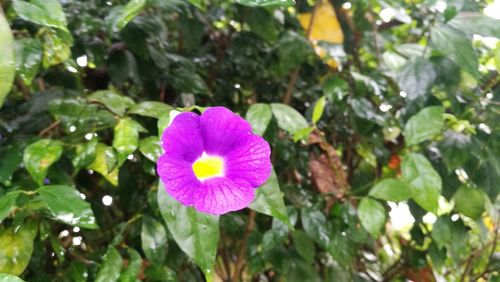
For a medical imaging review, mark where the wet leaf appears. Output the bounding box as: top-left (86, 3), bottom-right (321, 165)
top-left (401, 153), bottom-right (442, 213)
top-left (249, 169), bottom-right (290, 227)
top-left (37, 185), bottom-right (97, 229)
top-left (404, 106), bottom-right (444, 146)
top-left (14, 38), bottom-right (42, 86)
top-left (453, 186), bottom-right (485, 219)
top-left (369, 178), bottom-right (411, 202)
top-left (139, 136), bottom-right (162, 162)
top-left (107, 0), bottom-right (147, 32)
top-left (88, 90), bottom-right (135, 116)
top-left (0, 273), bottom-right (26, 282)
top-left (0, 144), bottom-right (23, 186)
top-left (358, 198), bottom-right (386, 237)
top-left (23, 139), bottom-right (63, 185)
top-left (128, 101), bottom-right (173, 119)
top-left (301, 207), bottom-right (330, 247)
top-left (246, 103), bottom-right (272, 136)
top-left (113, 118), bottom-right (141, 166)
top-left (141, 216), bottom-right (168, 265)
top-left (157, 182), bottom-right (219, 280)
top-left (0, 191), bottom-right (21, 223)
top-left (118, 248), bottom-right (142, 282)
top-left (88, 143), bottom-right (118, 186)
top-left (396, 58), bottom-right (436, 100)
top-left (431, 216), bottom-right (452, 249)
top-left (271, 103), bottom-right (308, 135)
top-left (237, 0), bottom-right (295, 7)
top-left (0, 221), bottom-right (37, 276)
top-left (0, 10), bottom-right (15, 108)
top-left (293, 230), bottom-right (315, 263)
top-left (41, 28), bottom-right (72, 68)
top-left (72, 139), bottom-right (98, 171)
top-left (95, 248), bottom-right (123, 282)
top-left (13, 0), bottom-right (68, 30)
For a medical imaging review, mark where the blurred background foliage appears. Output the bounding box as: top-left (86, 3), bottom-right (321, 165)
top-left (0, 0), bottom-right (499, 281)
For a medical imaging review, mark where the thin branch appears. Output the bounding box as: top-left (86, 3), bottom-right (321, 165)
top-left (232, 210), bottom-right (256, 281)
top-left (38, 120), bottom-right (61, 137)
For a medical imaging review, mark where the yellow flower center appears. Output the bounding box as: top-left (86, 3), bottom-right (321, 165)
top-left (192, 153), bottom-right (224, 181)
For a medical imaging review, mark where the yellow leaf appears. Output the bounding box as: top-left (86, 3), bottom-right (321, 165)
top-left (298, 0), bottom-right (344, 44)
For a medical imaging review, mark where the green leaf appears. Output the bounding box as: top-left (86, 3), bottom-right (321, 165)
top-left (37, 185), bottom-right (97, 229)
top-left (118, 248), bottom-right (142, 282)
top-left (401, 153), bottom-right (442, 213)
top-left (312, 96), bottom-right (326, 125)
top-left (0, 221), bottom-right (37, 276)
top-left (139, 136), bottom-right (162, 162)
top-left (292, 127), bottom-right (314, 142)
top-left (72, 139), bottom-right (98, 171)
top-left (107, 0), bottom-right (147, 32)
top-left (358, 198), bottom-right (386, 238)
top-left (369, 178), bottom-right (411, 202)
top-left (246, 103), bottom-right (272, 136)
top-left (157, 182), bottom-right (219, 278)
top-left (431, 216), bottom-right (452, 249)
top-left (247, 8), bottom-right (279, 42)
top-left (87, 143), bottom-right (118, 186)
top-left (113, 118), bottom-right (140, 166)
top-left (41, 28), bottom-right (72, 68)
top-left (12, 0), bottom-right (68, 30)
top-left (67, 261), bottom-right (88, 282)
top-left (0, 144), bottom-right (23, 186)
top-left (0, 273), bottom-right (26, 282)
top-left (495, 42), bottom-right (500, 73)
top-left (301, 208), bottom-right (330, 247)
top-left (431, 25), bottom-right (479, 77)
top-left (14, 38), bottom-right (42, 85)
top-left (395, 58), bottom-right (436, 100)
top-left (128, 101), bottom-right (173, 119)
top-left (449, 13), bottom-right (500, 38)
top-left (23, 139), bottom-right (63, 185)
top-left (453, 186), bottom-right (485, 219)
top-left (0, 192), bottom-right (21, 223)
top-left (237, 0), bottom-right (295, 7)
top-left (404, 106), bottom-right (444, 146)
top-left (141, 216), bottom-right (168, 265)
top-left (270, 103), bottom-right (308, 135)
top-left (95, 248), bottom-right (123, 282)
top-left (249, 169), bottom-right (290, 227)
top-left (88, 90), bottom-right (135, 116)
top-left (277, 31), bottom-right (310, 73)
top-left (0, 10), bottom-right (15, 108)
top-left (292, 230), bottom-right (315, 263)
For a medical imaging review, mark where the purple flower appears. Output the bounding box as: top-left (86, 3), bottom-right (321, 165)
top-left (157, 107), bottom-right (272, 215)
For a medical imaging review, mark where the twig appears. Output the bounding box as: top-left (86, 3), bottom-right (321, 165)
top-left (281, 0), bottom-right (320, 104)
top-left (232, 210), bottom-right (256, 281)
top-left (38, 120), bottom-right (61, 137)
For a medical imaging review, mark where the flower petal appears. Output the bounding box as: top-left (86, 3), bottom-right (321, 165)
top-left (161, 112), bottom-right (203, 162)
top-left (225, 134), bottom-right (272, 187)
top-left (200, 107), bottom-right (253, 155)
top-left (157, 154), bottom-right (200, 207)
top-left (192, 177), bottom-right (254, 215)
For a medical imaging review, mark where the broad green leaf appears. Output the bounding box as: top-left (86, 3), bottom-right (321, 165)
top-left (37, 185), bottom-right (97, 229)
top-left (277, 31), bottom-right (311, 73)
top-left (41, 28), bottom-right (72, 67)
top-left (0, 192), bottom-right (21, 223)
top-left (0, 144), bottom-right (23, 186)
top-left (118, 248), bottom-right (142, 282)
top-left (431, 25), bottom-right (479, 77)
top-left (0, 221), bottom-right (37, 276)
top-left (72, 139), bottom-right (98, 171)
top-left (312, 96), bottom-right (326, 124)
top-left (23, 139), bottom-right (63, 185)
top-left (395, 58), bottom-right (436, 100)
top-left (95, 248), bottom-right (123, 282)
top-left (237, 0), bottom-right (295, 7)
top-left (246, 103), bottom-right (272, 136)
top-left (13, 0), bottom-right (68, 30)
top-left (431, 216), bottom-right (452, 249)
top-left (141, 216), bottom-right (168, 265)
top-left (14, 38), bottom-right (42, 85)
top-left (87, 143), bottom-right (118, 186)
top-left (449, 13), bottom-right (500, 38)
top-left (270, 103), bottom-right (308, 135)
top-left (495, 42), bottom-right (500, 73)
top-left (358, 198), bottom-right (386, 237)
top-left (401, 153), bottom-right (442, 213)
top-left (369, 178), bottom-right (411, 202)
top-left (0, 10), bottom-right (15, 108)
top-left (404, 106), bottom-right (444, 146)
top-left (113, 118), bottom-right (140, 166)
top-left (350, 97), bottom-right (385, 125)
top-left (453, 186), bottom-right (485, 219)
top-left (283, 258), bottom-right (320, 282)
top-left (139, 137), bottom-right (162, 162)
top-left (292, 126), bottom-right (314, 142)
top-left (0, 273), bottom-right (26, 282)
top-left (292, 230), bottom-right (315, 263)
top-left (128, 101), bottom-right (173, 119)
top-left (247, 8), bottom-right (279, 42)
top-left (107, 0), bottom-right (147, 32)
top-left (67, 261), bottom-right (88, 282)
top-left (249, 169), bottom-right (290, 226)
top-left (301, 208), bottom-right (330, 247)
top-left (157, 182), bottom-right (219, 279)
top-left (88, 90), bottom-right (135, 116)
